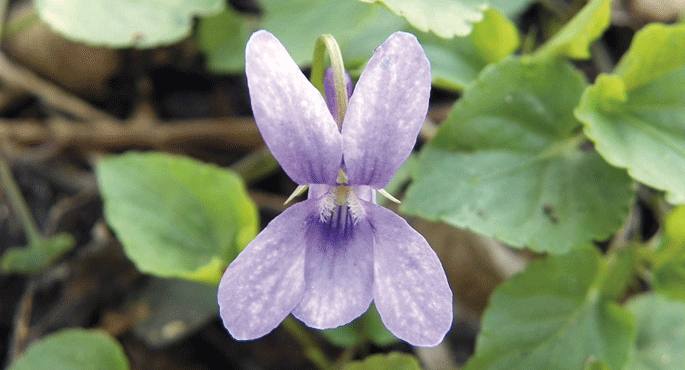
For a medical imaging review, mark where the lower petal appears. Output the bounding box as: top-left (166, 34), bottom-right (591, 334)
top-left (368, 203), bottom-right (453, 347)
top-left (218, 201), bottom-right (313, 340)
top-left (292, 209), bottom-right (374, 329)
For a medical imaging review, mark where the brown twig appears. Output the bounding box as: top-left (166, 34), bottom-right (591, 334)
top-left (6, 280), bottom-right (36, 366)
top-left (0, 52), bottom-right (115, 121)
top-left (0, 117), bottom-right (262, 150)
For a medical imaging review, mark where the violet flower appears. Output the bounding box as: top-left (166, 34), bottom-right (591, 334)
top-left (218, 30), bottom-right (452, 347)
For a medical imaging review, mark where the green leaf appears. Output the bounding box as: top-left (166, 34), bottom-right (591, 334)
top-left (377, 154), bottom-right (417, 206)
top-left (665, 206), bottom-right (685, 246)
top-left (465, 248), bottom-right (635, 370)
top-left (486, 0), bottom-right (535, 17)
top-left (197, 7), bottom-right (254, 74)
top-left (321, 324), bottom-right (359, 348)
top-left (260, 0), bottom-right (405, 67)
top-left (575, 24), bottom-right (685, 205)
top-left (360, 0), bottom-right (486, 38)
top-left (533, 0), bottom-right (611, 60)
top-left (343, 352), bottom-right (421, 370)
top-left (625, 293), bottom-right (685, 370)
top-left (651, 206), bottom-right (685, 301)
top-left (403, 58), bottom-right (633, 253)
top-left (615, 23), bottom-right (685, 90)
top-left (421, 8), bottom-right (520, 91)
top-left (35, 0), bottom-right (224, 48)
top-left (132, 279), bottom-right (218, 347)
top-left (600, 246), bottom-right (638, 300)
top-left (1, 233), bottom-right (74, 274)
top-left (9, 329), bottom-right (129, 370)
top-left (321, 305), bottom-right (398, 348)
top-left (96, 152), bottom-right (258, 283)
top-left (583, 359), bottom-right (610, 370)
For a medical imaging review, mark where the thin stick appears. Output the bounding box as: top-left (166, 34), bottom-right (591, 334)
top-left (0, 117), bottom-right (262, 150)
top-left (6, 281), bottom-right (36, 366)
top-left (0, 53), bottom-right (115, 121)
top-left (0, 157), bottom-right (41, 243)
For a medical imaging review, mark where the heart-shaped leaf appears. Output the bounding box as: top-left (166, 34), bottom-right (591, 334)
top-left (197, 7), bottom-right (254, 74)
top-left (96, 152), bottom-right (258, 283)
top-left (465, 248), bottom-right (635, 370)
top-left (403, 57), bottom-right (633, 253)
top-left (575, 24), bottom-right (685, 204)
top-left (650, 207), bottom-right (685, 301)
top-left (360, 0), bottom-right (485, 38)
top-left (421, 8), bottom-right (519, 91)
top-left (625, 294), bottom-right (685, 370)
top-left (0, 233), bottom-right (75, 274)
top-left (35, 0), bottom-right (224, 48)
top-left (533, 0), bottom-right (611, 60)
top-left (260, 0), bottom-right (405, 67)
top-left (487, 0), bottom-right (535, 17)
top-left (9, 329), bottom-right (129, 370)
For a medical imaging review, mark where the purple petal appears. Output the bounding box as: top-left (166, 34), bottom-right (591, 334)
top-left (342, 32), bottom-right (431, 188)
top-left (218, 201), bottom-right (313, 340)
top-left (292, 209), bottom-right (374, 329)
top-left (307, 184), bottom-right (332, 200)
top-left (353, 185), bottom-right (376, 203)
top-left (246, 30), bottom-right (342, 185)
top-left (368, 203), bottom-right (452, 346)
top-left (323, 67), bottom-right (353, 121)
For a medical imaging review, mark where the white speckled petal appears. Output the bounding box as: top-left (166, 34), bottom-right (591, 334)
top-left (292, 210), bottom-right (374, 329)
top-left (218, 200), bottom-right (313, 340)
top-left (246, 30), bottom-right (342, 185)
top-left (342, 32), bottom-right (431, 188)
top-left (368, 203), bottom-right (452, 347)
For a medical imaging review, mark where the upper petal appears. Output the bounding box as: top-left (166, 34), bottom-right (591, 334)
top-left (368, 203), bottom-right (452, 346)
top-left (342, 32), bottom-right (431, 188)
top-left (246, 30), bottom-right (342, 185)
top-left (323, 67), bottom-right (353, 122)
top-left (292, 205), bottom-right (374, 329)
top-left (218, 200), bottom-right (313, 340)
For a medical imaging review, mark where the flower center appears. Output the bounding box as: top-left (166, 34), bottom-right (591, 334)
top-left (334, 185), bottom-right (351, 206)
top-left (319, 185), bottom-right (365, 228)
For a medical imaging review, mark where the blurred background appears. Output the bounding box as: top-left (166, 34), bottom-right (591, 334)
top-left (0, 0), bottom-right (683, 369)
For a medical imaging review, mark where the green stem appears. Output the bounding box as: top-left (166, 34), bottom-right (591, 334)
top-left (229, 148), bottom-right (279, 185)
top-left (310, 34), bottom-right (348, 125)
top-left (282, 318), bottom-right (332, 370)
top-left (0, 0), bottom-right (41, 40)
top-left (0, 0), bottom-right (8, 38)
top-left (0, 158), bottom-right (43, 244)
top-left (3, 10), bottom-right (39, 39)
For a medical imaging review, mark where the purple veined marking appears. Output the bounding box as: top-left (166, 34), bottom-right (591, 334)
top-left (217, 30), bottom-right (453, 347)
